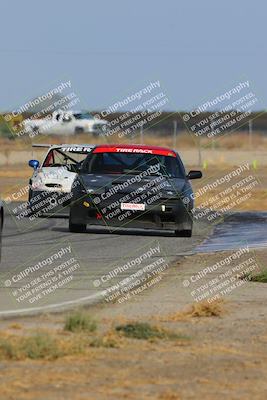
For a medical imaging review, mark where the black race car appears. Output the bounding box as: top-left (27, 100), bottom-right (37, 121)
top-left (69, 144), bottom-right (202, 236)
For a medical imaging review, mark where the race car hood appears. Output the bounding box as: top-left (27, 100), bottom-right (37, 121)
top-left (78, 173), bottom-right (187, 197)
top-left (32, 167), bottom-right (76, 192)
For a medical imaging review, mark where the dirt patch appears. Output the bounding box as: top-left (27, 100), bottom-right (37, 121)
top-left (159, 298), bottom-right (226, 321)
top-left (0, 249), bottom-right (266, 399)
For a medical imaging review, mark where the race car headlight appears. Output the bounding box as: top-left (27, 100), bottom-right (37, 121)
top-left (161, 190), bottom-right (177, 198)
top-left (79, 188), bottom-right (96, 195)
top-left (166, 191), bottom-right (175, 196)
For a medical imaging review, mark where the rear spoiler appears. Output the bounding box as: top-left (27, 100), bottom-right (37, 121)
top-left (32, 144), bottom-right (52, 148)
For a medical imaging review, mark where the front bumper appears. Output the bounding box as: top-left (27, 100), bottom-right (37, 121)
top-left (29, 190), bottom-right (74, 217)
top-left (70, 195), bottom-right (193, 231)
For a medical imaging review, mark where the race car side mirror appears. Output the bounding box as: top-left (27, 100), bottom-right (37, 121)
top-left (28, 159), bottom-right (40, 169)
top-left (187, 170), bottom-right (202, 179)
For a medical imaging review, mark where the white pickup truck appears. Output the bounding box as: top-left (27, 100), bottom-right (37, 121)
top-left (23, 110), bottom-right (109, 136)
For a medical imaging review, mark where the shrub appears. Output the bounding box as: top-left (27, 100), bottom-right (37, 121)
top-left (115, 322), bottom-right (186, 341)
top-left (64, 311), bottom-right (97, 333)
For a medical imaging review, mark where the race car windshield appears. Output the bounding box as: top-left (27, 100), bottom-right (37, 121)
top-left (43, 149), bottom-right (88, 168)
top-left (73, 112), bottom-right (94, 120)
top-left (83, 152), bottom-right (185, 178)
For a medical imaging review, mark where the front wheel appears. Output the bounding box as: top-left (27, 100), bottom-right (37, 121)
top-left (28, 188), bottom-right (34, 215)
top-left (69, 220), bottom-right (87, 233)
top-left (74, 127), bottom-right (84, 134)
top-left (69, 209), bottom-right (86, 232)
top-left (28, 187), bottom-right (33, 203)
top-left (174, 229), bottom-right (192, 237)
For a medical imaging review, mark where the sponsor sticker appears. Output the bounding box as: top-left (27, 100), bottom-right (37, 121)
top-left (93, 146), bottom-right (176, 157)
top-left (61, 146), bottom-right (93, 153)
top-left (121, 203), bottom-right (146, 211)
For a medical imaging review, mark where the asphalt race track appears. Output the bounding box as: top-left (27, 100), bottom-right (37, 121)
top-left (0, 204), bottom-right (211, 317)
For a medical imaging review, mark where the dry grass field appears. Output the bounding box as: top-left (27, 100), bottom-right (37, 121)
top-left (0, 249), bottom-right (266, 400)
top-left (0, 131), bottom-right (267, 150)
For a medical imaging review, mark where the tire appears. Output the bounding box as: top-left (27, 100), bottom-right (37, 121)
top-left (28, 188), bottom-right (34, 215)
top-left (75, 127), bottom-right (84, 134)
top-left (29, 126), bottom-right (39, 138)
top-left (69, 209), bottom-right (86, 232)
top-left (69, 220), bottom-right (87, 233)
top-left (0, 208), bottom-right (3, 231)
top-left (28, 187), bottom-right (33, 203)
top-left (174, 229), bottom-right (192, 237)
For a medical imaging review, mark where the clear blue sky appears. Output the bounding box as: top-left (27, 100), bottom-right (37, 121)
top-left (0, 0), bottom-right (265, 111)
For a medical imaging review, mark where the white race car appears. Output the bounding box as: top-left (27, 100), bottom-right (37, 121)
top-left (28, 144), bottom-right (95, 216)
